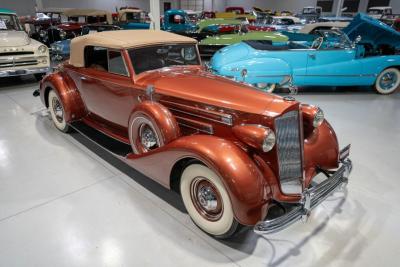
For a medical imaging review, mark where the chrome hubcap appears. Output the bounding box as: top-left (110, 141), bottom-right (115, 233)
top-left (190, 177), bottom-right (223, 221)
top-left (139, 124), bottom-right (158, 151)
top-left (197, 186), bottom-right (218, 211)
top-left (51, 97), bottom-right (63, 123)
top-left (380, 71), bottom-right (397, 90)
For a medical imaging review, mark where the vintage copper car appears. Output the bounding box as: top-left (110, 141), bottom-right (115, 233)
top-left (35, 30), bottom-right (352, 238)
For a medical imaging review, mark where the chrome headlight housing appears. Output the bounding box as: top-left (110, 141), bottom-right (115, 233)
top-left (39, 30), bottom-right (47, 37)
top-left (59, 29), bottom-right (67, 40)
top-left (38, 45), bottom-right (47, 54)
top-left (313, 107), bottom-right (324, 128)
top-left (262, 128), bottom-right (276, 152)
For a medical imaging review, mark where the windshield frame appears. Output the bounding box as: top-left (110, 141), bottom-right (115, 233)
top-left (0, 13), bottom-right (24, 31)
top-left (313, 29), bottom-right (353, 50)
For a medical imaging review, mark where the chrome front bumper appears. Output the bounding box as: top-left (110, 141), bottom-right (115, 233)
top-left (0, 66), bottom-right (50, 77)
top-left (254, 146), bottom-right (352, 235)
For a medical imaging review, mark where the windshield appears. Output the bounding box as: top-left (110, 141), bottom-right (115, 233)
top-left (129, 44), bottom-right (200, 74)
top-left (125, 12), bottom-right (145, 23)
top-left (0, 14), bottom-right (23, 31)
top-left (314, 30), bottom-right (352, 49)
top-left (303, 8), bottom-right (317, 14)
top-left (368, 9), bottom-right (383, 14)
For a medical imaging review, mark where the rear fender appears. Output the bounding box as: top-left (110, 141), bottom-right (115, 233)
top-left (40, 72), bottom-right (87, 122)
top-left (224, 58), bottom-right (292, 85)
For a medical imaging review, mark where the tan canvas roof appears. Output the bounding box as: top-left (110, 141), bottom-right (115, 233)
top-left (69, 30), bottom-right (197, 67)
top-left (63, 8), bottom-right (112, 24)
top-left (118, 9), bottom-right (144, 21)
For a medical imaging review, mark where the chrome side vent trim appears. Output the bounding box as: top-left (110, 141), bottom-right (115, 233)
top-left (275, 110), bottom-right (303, 194)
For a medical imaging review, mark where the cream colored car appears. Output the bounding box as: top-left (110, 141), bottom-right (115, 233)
top-left (0, 9), bottom-right (49, 80)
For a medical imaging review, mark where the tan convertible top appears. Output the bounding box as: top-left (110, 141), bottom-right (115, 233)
top-left (118, 8), bottom-right (144, 21)
top-left (63, 8), bottom-right (113, 24)
top-left (69, 30), bottom-right (197, 67)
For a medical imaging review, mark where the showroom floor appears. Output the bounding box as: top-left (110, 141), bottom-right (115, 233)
top-left (0, 76), bottom-right (399, 267)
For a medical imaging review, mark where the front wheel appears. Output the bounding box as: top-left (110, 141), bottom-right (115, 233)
top-left (374, 68), bottom-right (400, 95)
top-left (180, 164), bottom-right (240, 239)
top-left (48, 90), bottom-right (70, 133)
top-left (34, 73), bottom-right (46, 81)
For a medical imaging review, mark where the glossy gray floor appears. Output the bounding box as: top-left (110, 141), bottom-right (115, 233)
top-left (0, 76), bottom-right (399, 267)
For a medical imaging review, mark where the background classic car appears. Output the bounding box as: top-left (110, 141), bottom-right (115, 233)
top-left (0, 8), bottom-right (50, 80)
top-left (36, 30), bottom-right (352, 238)
top-left (210, 21), bottom-right (400, 94)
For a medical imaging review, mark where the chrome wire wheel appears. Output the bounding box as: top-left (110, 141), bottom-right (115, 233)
top-left (129, 115), bottom-right (163, 154)
top-left (190, 177), bottom-right (223, 221)
top-left (51, 97), bottom-right (64, 123)
top-left (48, 90), bottom-right (70, 132)
top-left (375, 68), bottom-right (400, 94)
top-left (138, 123), bottom-right (159, 152)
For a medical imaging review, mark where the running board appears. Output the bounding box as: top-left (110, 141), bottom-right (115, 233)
top-left (70, 121), bottom-right (132, 157)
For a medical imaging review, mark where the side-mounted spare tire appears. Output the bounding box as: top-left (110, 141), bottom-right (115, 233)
top-left (128, 101), bottom-right (180, 154)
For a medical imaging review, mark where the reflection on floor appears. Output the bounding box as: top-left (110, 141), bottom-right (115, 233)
top-left (0, 75), bottom-right (399, 267)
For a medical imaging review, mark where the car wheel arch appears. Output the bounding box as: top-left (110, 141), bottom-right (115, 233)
top-left (164, 135), bottom-right (270, 225)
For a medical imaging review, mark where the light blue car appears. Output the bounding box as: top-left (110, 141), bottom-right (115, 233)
top-left (210, 14), bottom-right (400, 95)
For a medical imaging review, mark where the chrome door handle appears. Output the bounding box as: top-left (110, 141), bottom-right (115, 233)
top-left (80, 77), bottom-right (87, 80)
top-left (308, 54), bottom-right (316, 59)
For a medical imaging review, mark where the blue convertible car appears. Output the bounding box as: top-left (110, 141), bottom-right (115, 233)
top-left (210, 14), bottom-right (400, 94)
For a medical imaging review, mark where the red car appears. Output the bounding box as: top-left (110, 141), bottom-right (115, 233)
top-left (35, 30), bottom-right (352, 238)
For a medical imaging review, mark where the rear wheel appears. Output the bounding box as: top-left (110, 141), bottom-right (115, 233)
top-left (180, 164), bottom-right (240, 239)
top-left (255, 83), bottom-right (276, 93)
top-left (48, 90), bottom-right (70, 133)
top-left (374, 68), bottom-right (400, 94)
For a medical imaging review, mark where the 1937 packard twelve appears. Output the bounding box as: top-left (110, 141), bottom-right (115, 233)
top-left (35, 30), bottom-right (352, 238)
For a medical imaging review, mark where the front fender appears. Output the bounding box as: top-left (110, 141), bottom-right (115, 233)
top-left (303, 120), bottom-right (339, 186)
top-left (125, 135), bottom-right (270, 225)
top-left (39, 72), bottom-right (87, 122)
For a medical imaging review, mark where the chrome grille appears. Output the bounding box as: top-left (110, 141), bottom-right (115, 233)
top-left (275, 110), bottom-right (302, 193)
top-left (0, 56), bottom-right (38, 69)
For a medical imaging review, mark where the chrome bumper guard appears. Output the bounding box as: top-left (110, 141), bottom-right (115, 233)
top-left (0, 67), bottom-right (50, 77)
top-left (254, 146), bottom-right (352, 235)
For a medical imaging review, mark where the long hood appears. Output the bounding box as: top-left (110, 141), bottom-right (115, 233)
top-left (136, 67), bottom-right (297, 117)
top-left (0, 31), bottom-right (30, 47)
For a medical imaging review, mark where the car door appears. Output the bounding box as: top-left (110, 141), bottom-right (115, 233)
top-left (77, 47), bottom-right (136, 128)
top-left (305, 45), bottom-right (364, 86)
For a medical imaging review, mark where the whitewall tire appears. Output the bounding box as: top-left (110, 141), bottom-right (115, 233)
top-left (375, 68), bottom-right (400, 95)
top-left (180, 164), bottom-right (239, 238)
top-left (48, 90), bottom-right (70, 132)
top-left (255, 83), bottom-right (276, 93)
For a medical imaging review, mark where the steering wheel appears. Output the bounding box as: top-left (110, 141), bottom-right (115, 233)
top-left (311, 37), bottom-right (324, 49)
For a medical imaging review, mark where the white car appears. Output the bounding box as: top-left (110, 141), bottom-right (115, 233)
top-left (0, 9), bottom-right (50, 80)
top-left (367, 6), bottom-right (392, 19)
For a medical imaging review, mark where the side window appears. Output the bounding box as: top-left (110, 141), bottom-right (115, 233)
top-left (84, 46), bottom-right (108, 71)
top-left (108, 50), bottom-right (129, 76)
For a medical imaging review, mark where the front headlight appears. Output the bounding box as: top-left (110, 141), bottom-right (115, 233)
top-left (262, 129), bottom-right (276, 152)
top-left (39, 30), bottom-right (47, 38)
top-left (313, 107), bottom-right (324, 128)
top-left (59, 30), bottom-right (67, 40)
top-left (38, 45), bottom-right (47, 54)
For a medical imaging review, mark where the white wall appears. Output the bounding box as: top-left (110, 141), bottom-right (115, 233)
top-left (41, 0), bottom-right (150, 12)
top-left (1, 0), bottom-right (36, 16)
